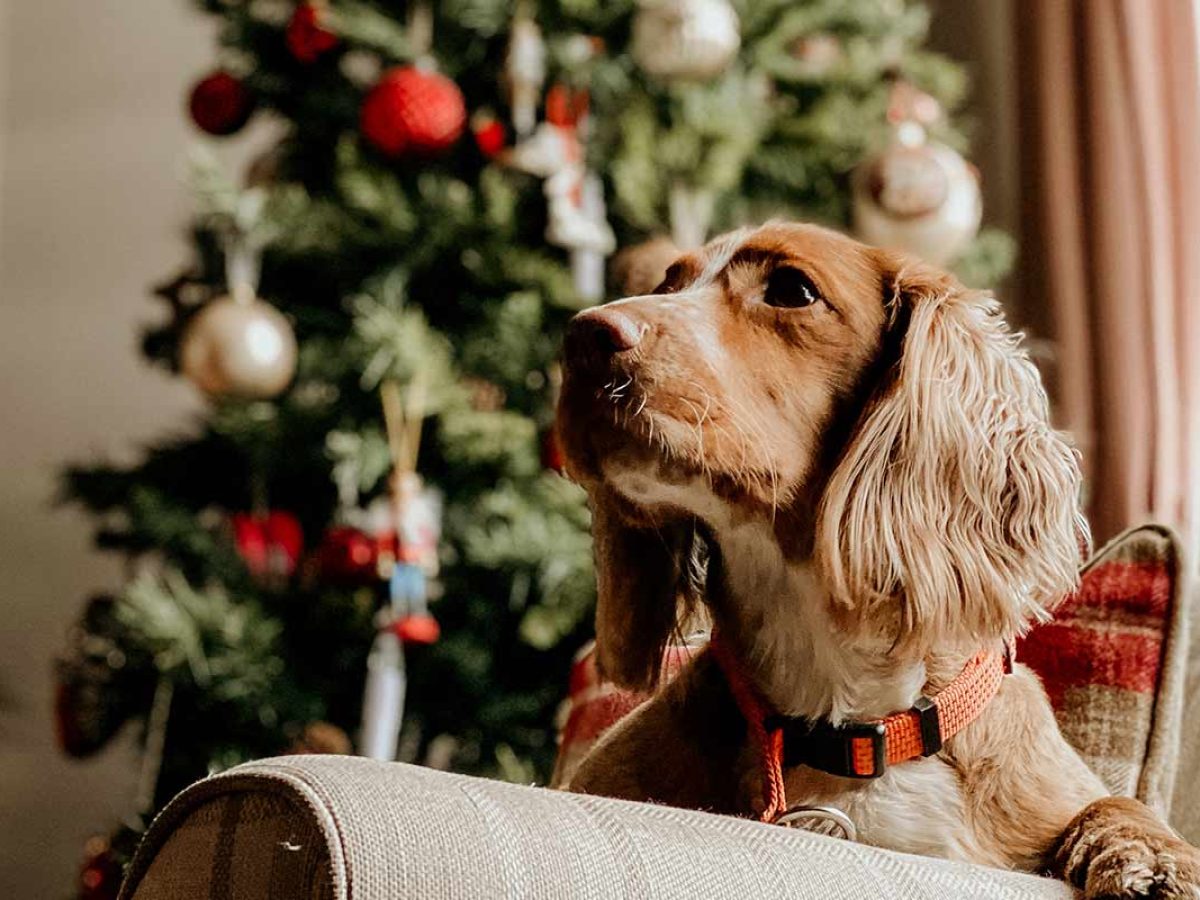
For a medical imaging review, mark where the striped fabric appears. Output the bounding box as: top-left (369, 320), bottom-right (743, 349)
top-left (552, 525), bottom-right (1190, 817)
top-left (1016, 524), bottom-right (1189, 815)
top-left (123, 757), bottom-right (1074, 899)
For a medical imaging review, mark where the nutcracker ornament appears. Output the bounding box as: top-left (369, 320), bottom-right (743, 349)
top-left (851, 80), bottom-right (982, 265)
top-left (358, 378), bottom-right (443, 761)
top-left (502, 110), bottom-right (615, 302)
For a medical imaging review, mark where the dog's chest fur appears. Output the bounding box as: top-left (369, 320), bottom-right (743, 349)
top-left (772, 759), bottom-right (994, 863)
top-left (715, 525), bottom-right (997, 863)
top-left (608, 470), bottom-right (997, 861)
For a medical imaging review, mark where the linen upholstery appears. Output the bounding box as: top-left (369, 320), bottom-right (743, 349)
top-left (121, 755), bottom-right (1072, 900)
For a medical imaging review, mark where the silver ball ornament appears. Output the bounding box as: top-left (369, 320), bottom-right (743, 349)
top-left (180, 294), bottom-right (298, 399)
top-left (852, 130), bottom-right (982, 266)
top-left (631, 0), bottom-right (741, 82)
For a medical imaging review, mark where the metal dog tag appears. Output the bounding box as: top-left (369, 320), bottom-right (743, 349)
top-left (773, 804), bottom-right (857, 842)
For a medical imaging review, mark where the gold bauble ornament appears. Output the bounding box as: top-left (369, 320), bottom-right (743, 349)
top-left (631, 0), bottom-right (741, 82)
top-left (180, 293), bottom-right (298, 399)
top-left (851, 124), bottom-right (982, 266)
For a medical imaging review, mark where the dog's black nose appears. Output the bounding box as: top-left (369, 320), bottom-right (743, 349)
top-left (566, 307), bottom-right (644, 359)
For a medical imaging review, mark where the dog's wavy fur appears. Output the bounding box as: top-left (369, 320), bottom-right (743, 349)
top-left (817, 268), bottom-right (1086, 655)
top-left (556, 223), bottom-right (1199, 897)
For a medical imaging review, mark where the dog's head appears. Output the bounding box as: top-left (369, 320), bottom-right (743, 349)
top-left (557, 223), bottom-right (1086, 690)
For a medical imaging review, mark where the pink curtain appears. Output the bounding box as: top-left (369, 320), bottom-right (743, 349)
top-left (1015, 0), bottom-right (1200, 542)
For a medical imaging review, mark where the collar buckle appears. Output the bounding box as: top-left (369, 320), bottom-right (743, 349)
top-left (771, 717), bottom-right (888, 779)
top-left (912, 695), bottom-right (943, 757)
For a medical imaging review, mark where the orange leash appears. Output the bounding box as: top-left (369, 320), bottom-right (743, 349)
top-left (708, 632), bottom-right (787, 822)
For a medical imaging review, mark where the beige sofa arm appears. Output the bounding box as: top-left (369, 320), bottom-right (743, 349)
top-left (119, 755), bottom-right (1073, 899)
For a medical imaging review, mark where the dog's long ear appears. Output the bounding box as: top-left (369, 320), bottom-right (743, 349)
top-left (590, 486), bottom-right (695, 691)
top-left (815, 256), bottom-right (1087, 652)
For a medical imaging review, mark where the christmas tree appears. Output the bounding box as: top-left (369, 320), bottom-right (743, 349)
top-left (57, 1), bottom-right (1009, 892)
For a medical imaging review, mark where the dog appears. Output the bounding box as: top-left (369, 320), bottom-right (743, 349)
top-left (555, 222), bottom-right (1200, 898)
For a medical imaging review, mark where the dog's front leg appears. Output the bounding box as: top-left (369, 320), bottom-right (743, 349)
top-left (566, 652), bottom-right (749, 814)
top-left (1050, 796), bottom-right (1200, 898)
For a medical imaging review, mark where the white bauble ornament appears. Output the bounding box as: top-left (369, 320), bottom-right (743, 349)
top-left (180, 294), bottom-right (298, 399)
top-left (852, 129), bottom-right (982, 265)
top-left (631, 0), bottom-right (740, 82)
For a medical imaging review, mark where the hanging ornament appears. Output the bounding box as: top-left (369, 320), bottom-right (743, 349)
top-left (286, 2), bottom-right (339, 63)
top-left (503, 121), bottom-right (615, 303)
top-left (610, 235), bottom-right (682, 296)
top-left (631, 0), bottom-right (741, 82)
top-left (471, 111), bottom-right (507, 159)
top-left (360, 65), bottom-right (467, 158)
top-left (179, 295), bottom-right (297, 398)
top-left (230, 510), bottom-right (304, 582)
top-left (359, 380), bottom-right (442, 760)
top-left (179, 242), bottom-right (298, 400)
top-left (851, 82), bottom-right (981, 265)
top-left (188, 70), bottom-right (255, 136)
top-left (503, 7), bottom-right (547, 138)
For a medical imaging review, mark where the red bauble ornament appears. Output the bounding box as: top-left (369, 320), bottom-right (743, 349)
top-left (286, 2), bottom-right (338, 64)
top-left (472, 116), bottom-right (507, 159)
top-left (231, 511), bottom-right (304, 580)
top-left (360, 66), bottom-right (466, 158)
top-left (315, 525), bottom-right (378, 584)
top-left (188, 70), bottom-right (255, 136)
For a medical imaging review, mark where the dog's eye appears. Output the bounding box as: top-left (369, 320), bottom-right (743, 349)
top-left (763, 267), bottom-right (822, 309)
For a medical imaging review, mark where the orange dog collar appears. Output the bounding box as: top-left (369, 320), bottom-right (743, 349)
top-left (709, 631), bottom-right (1011, 823)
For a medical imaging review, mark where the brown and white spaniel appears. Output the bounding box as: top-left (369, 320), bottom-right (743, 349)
top-left (555, 223), bottom-right (1199, 898)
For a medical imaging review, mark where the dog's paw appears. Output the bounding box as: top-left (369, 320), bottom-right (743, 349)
top-left (1078, 838), bottom-right (1200, 899)
top-left (1053, 797), bottom-right (1200, 899)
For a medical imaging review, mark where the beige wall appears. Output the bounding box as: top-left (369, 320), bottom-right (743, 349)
top-left (0, 2), bottom-right (245, 894)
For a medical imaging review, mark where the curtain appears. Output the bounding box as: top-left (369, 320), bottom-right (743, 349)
top-left (1014, 0), bottom-right (1200, 543)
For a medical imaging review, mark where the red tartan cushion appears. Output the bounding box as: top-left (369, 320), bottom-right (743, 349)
top-left (552, 525), bottom-right (1189, 815)
top-left (1017, 524), bottom-right (1188, 814)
